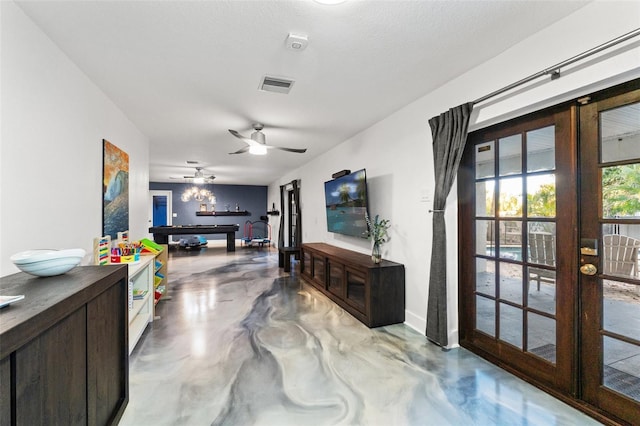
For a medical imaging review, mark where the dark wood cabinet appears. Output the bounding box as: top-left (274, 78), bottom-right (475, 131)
top-left (0, 266), bottom-right (128, 426)
top-left (300, 243), bottom-right (405, 327)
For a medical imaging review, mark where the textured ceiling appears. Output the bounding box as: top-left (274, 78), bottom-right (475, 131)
top-left (16, 0), bottom-right (589, 185)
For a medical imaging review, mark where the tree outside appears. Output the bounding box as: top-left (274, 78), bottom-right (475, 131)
top-left (602, 164), bottom-right (640, 218)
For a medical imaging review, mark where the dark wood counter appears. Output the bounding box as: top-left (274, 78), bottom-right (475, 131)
top-left (0, 265), bottom-right (129, 426)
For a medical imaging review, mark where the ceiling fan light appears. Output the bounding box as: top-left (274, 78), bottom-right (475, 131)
top-left (249, 145), bottom-right (267, 155)
top-left (193, 177), bottom-right (204, 184)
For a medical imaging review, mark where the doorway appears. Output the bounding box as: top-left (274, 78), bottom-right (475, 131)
top-left (278, 180), bottom-right (301, 249)
top-left (149, 190), bottom-right (173, 231)
top-left (458, 82), bottom-right (639, 423)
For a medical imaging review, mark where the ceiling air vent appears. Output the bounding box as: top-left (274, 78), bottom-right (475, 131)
top-left (259, 75), bottom-right (294, 94)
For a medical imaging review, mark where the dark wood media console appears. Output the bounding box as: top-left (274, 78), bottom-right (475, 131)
top-left (300, 243), bottom-right (405, 327)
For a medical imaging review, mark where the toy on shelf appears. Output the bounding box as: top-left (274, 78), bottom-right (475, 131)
top-left (110, 241), bottom-right (141, 263)
top-left (140, 238), bottom-right (163, 254)
top-left (93, 235), bottom-right (111, 265)
top-left (102, 230), bottom-right (140, 263)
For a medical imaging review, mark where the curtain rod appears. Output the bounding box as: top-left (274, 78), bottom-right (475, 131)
top-left (473, 28), bottom-right (640, 105)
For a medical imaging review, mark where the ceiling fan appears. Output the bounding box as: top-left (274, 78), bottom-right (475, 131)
top-left (228, 123), bottom-right (307, 155)
top-left (172, 166), bottom-right (215, 184)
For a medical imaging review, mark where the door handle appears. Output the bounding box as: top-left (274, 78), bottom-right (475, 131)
top-left (580, 263), bottom-right (597, 276)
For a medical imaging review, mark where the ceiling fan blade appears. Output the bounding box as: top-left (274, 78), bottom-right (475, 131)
top-left (229, 146), bottom-right (250, 155)
top-left (228, 129), bottom-right (252, 142)
top-left (273, 146), bottom-right (307, 153)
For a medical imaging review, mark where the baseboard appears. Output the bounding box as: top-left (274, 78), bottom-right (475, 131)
top-left (404, 310), bottom-right (426, 335)
top-left (446, 329), bottom-right (460, 349)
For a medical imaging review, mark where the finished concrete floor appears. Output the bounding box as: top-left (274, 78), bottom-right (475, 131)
top-left (119, 244), bottom-right (601, 426)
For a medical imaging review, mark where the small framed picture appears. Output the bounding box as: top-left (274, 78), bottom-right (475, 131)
top-left (200, 203), bottom-right (207, 212)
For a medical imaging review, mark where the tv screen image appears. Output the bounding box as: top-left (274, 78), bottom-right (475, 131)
top-left (324, 169), bottom-right (369, 238)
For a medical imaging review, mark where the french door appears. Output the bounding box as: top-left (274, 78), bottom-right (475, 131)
top-left (459, 105), bottom-right (578, 393)
top-left (579, 88), bottom-right (640, 424)
top-left (459, 81), bottom-right (640, 423)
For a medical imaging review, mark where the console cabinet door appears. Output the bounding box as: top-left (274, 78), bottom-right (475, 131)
top-left (345, 268), bottom-right (367, 314)
top-left (0, 357), bottom-right (9, 426)
top-left (302, 250), bottom-right (312, 278)
top-left (15, 307), bottom-right (87, 425)
top-left (87, 283), bottom-right (128, 425)
top-left (327, 260), bottom-right (345, 298)
top-left (312, 255), bottom-right (326, 289)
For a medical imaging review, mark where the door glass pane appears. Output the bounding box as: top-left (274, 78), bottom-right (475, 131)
top-left (499, 262), bottom-right (523, 305)
top-left (527, 224), bottom-right (556, 267)
top-left (476, 141), bottom-right (495, 179)
top-left (603, 279), bottom-right (639, 341)
top-left (601, 102), bottom-right (640, 163)
top-left (602, 164), bottom-right (640, 219)
top-left (499, 303), bottom-right (522, 348)
top-left (527, 125), bottom-right (556, 172)
top-left (527, 174), bottom-right (556, 218)
top-left (527, 312), bottom-right (556, 364)
top-left (527, 267), bottom-right (556, 315)
top-left (476, 258), bottom-right (496, 296)
top-left (476, 220), bottom-right (495, 257)
top-left (499, 221), bottom-right (521, 260)
top-left (601, 224), bottom-right (640, 279)
top-left (476, 295), bottom-right (495, 336)
top-left (499, 134), bottom-right (522, 176)
top-left (499, 177), bottom-right (522, 217)
top-left (603, 336), bottom-right (640, 402)
top-left (476, 181), bottom-right (495, 216)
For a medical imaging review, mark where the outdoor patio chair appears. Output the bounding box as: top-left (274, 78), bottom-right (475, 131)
top-left (528, 231), bottom-right (556, 292)
top-left (602, 234), bottom-right (640, 278)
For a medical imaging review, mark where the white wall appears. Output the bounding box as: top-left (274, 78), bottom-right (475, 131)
top-left (1, 2), bottom-right (149, 276)
top-left (269, 1), bottom-right (640, 347)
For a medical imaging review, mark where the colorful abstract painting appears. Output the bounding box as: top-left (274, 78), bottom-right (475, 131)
top-left (103, 140), bottom-right (129, 238)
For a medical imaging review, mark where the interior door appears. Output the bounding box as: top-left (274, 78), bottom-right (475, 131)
top-left (459, 105), bottom-right (578, 393)
top-left (148, 190), bottom-right (172, 232)
top-left (579, 89), bottom-right (640, 424)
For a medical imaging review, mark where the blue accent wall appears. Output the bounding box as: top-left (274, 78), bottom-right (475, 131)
top-left (149, 182), bottom-right (268, 241)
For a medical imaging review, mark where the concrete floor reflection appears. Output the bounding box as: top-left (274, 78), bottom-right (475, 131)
top-left (120, 243), bottom-right (601, 425)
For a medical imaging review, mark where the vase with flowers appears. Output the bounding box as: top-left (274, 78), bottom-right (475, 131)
top-left (365, 212), bottom-right (390, 264)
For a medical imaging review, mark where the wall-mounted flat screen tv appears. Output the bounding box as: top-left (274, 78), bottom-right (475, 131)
top-left (324, 169), bottom-right (369, 239)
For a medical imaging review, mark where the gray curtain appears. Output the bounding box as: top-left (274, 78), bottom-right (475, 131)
top-left (426, 102), bottom-right (474, 347)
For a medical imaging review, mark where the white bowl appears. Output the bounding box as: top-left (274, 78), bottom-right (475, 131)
top-left (10, 249), bottom-right (86, 277)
